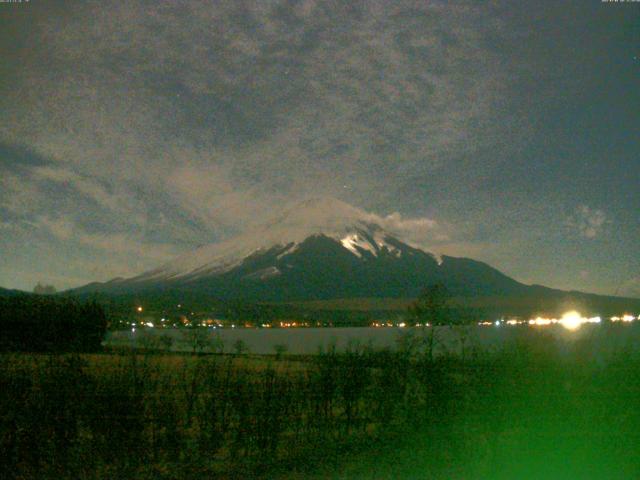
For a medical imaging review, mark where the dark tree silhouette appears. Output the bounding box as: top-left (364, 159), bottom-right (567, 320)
top-left (0, 294), bottom-right (108, 352)
top-left (273, 343), bottom-right (288, 360)
top-left (408, 283), bottom-right (452, 360)
top-left (408, 284), bottom-right (451, 326)
top-left (233, 339), bottom-right (249, 356)
top-left (33, 283), bottom-right (57, 295)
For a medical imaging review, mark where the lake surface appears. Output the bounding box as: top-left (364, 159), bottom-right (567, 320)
top-left (104, 323), bottom-right (640, 357)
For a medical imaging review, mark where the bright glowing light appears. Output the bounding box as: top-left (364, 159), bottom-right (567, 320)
top-left (136, 306), bottom-right (143, 312)
top-left (476, 314), bottom-right (608, 328)
top-left (530, 317), bottom-right (552, 326)
top-left (560, 311), bottom-right (583, 330)
top-left (145, 322), bottom-right (154, 328)
top-left (611, 314), bottom-right (636, 323)
top-left (398, 322), bottom-right (406, 328)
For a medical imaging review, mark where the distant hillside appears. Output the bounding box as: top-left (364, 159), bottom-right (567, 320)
top-left (285, 293), bottom-right (640, 319)
top-left (0, 287), bottom-right (26, 297)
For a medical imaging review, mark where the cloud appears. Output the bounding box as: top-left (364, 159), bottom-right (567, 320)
top-left (0, 171), bottom-right (44, 217)
top-left (366, 211), bottom-right (451, 248)
top-left (1, 0), bottom-right (515, 209)
top-left (32, 166), bottom-right (125, 215)
top-left (36, 216), bottom-right (74, 241)
top-left (0, 221), bottom-right (19, 231)
top-left (270, 196), bottom-right (451, 252)
top-left (166, 163), bottom-right (282, 234)
top-left (566, 205), bottom-right (608, 239)
top-left (35, 215), bottom-right (179, 262)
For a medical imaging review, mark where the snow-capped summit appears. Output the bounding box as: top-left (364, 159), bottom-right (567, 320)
top-left (75, 197), bottom-right (528, 300)
top-left (132, 197), bottom-right (429, 282)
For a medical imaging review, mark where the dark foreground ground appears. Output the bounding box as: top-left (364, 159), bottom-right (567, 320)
top-left (2, 327), bottom-right (640, 479)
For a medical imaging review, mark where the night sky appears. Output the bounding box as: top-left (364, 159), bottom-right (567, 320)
top-left (0, 1), bottom-right (638, 296)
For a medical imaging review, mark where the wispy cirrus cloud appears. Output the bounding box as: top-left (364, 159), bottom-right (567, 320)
top-left (35, 215), bottom-right (180, 262)
top-left (369, 211), bottom-right (451, 245)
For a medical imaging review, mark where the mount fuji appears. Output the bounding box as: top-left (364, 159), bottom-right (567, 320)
top-left (75, 197), bottom-right (534, 301)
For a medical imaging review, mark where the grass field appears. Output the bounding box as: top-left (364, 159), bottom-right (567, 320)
top-left (2, 330), bottom-right (640, 479)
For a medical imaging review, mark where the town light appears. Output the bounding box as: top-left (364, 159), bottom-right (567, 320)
top-left (560, 311), bottom-right (583, 330)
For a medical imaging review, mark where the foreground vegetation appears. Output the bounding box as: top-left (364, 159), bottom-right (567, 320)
top-left (0, 294), bottom-right (107, 352)
top-left (2, 328), bottom-right (640, 479)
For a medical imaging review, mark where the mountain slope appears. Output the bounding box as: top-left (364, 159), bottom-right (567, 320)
top-left (72, 198), bottom-right (639, 316)
top-left (0, 287), bottom-right (27, 297)
top-left (128, 197), bottom-right (426, 284)
top-left (74, 197), bottom-right (530, 300)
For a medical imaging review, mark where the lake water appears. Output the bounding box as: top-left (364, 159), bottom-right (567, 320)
top-left (104, 323), bottom-right (640, 357)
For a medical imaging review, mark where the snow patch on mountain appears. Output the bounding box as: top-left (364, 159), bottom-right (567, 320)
top-left (276, 243), bottom-right (299, 259)
top-left (243, 266), bottom-right (281, 281)
top-left (340, 233), bottom-right (376, 257)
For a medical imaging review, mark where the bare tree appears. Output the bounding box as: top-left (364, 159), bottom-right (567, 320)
top-left (184, 328), bottom-right (210, 355)
top-left (159, 334), bottom-right (174, 352)
top-left (273, 343), bottom-right (288, 360)
top-left (408, 283), bottom-right (452, 361)
top-left (233, 339), bottom-right (249, 356)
